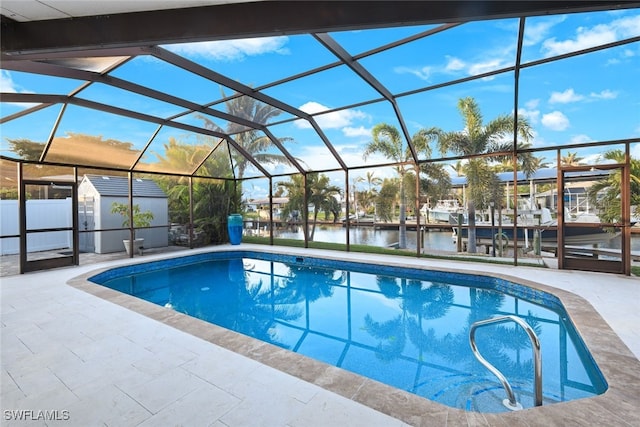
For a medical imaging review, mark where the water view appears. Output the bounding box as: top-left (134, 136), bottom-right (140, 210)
top-left (270, 225), bottom-right (638, 253)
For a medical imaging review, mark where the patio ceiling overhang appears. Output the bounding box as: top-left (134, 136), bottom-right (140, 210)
top-left (2, 1), bottom-right (634, 56)
top-left (2, 1), bottom-right (639, 181)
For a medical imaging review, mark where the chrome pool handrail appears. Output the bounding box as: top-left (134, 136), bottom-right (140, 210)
top-left (469, 315), bottom-right (542, 410)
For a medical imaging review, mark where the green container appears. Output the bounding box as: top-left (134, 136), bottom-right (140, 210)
top-left (227, 214), bottom-right (243, 245)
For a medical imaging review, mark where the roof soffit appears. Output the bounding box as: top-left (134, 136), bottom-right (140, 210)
top-left (3, 1), bottom-right (639, 57)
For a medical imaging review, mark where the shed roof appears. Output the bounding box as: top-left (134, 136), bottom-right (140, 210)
top-left (82, 175), bottom-right (166, 198)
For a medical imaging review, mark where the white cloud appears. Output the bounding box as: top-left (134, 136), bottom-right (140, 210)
top-left (569, 134), bottom-right (593, 144)
top-left (394, 51), bottom-right (506, 82)
top-left (541, 15), bottom-right (640, 57)
top-left (444, 56), bottom-right (466, 73)
top-left (541, 111), bottom-right (570, 131)
top-left (296, 101), bottom-right (368, 131)
top-left (548, 88), bottom-right (617, 105)
top-left (549, 88), bottom-right (584, 104)
top-left (525, 99), bottom-right (540, 109)
top-left (590, 89), bottom-right (617, 100)
top-left (468, 58), bottom-right (507, 76)
top-left (518, 107), bottom-right (540, 125)
top-left (393, 65), bottom-right (432, 80)
top-left (342, 126), bottom-right (371, 138)
top-left (522, 16), bottom-right (566, 46)
top-left (582, 152), bottom-right (605, 164)
top-left (0, 70), bottom-right (18, 93)
top-left (165, 36), bottom-right (290, 61)
top-left (1, 70), bottom-right (36, 108)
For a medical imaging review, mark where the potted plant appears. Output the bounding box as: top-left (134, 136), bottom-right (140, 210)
top-left (111, 202), bottom-right (154, 255)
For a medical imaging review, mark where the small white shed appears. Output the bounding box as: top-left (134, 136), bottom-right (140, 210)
top-left (78, 174), bottom-right (169, 254)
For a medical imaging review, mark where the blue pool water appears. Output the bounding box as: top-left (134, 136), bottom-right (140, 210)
top-left (90, 251), bottom-right (607, 413)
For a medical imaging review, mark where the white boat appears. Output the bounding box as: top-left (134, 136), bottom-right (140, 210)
top-left (423, 200), bottom-right (463, 223)
top-left (452, 206), bottom-right (620, 247)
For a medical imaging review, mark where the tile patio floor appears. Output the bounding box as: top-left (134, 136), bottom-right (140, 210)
top-left (1, 244), bottom-right (639, 426)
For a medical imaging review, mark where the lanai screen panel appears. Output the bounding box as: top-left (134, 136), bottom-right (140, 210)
top-left (266, 119), bottom-right (344, 172)
top-left (135, 126), bottom-right (223, 175)
top-left (329, 100), bottom-right (408, 169)
top-left (173, 110), bottom-right (251, 136)
top-left (0, 5), bottom-right (638, 185)
top-left (261, 64), bottom-right (383, 116)
top-left (46, 105), bottom-right (157, 169)
top-left (211, 95), bottom-right (296, 131)
top-left (0, 159), bottom-right (18, 197)
top-left (229, 129), bottom-right (298, 178)
top-left (162, 34), bottom-right (338, 89)
top-left (1, 70), bottom-right (85, 105)
top-left (329, 24), bottom-right (443, 55)
top-left (520, 10), bottom-right (640, 64)
top-left (520, 44), bottom-right (640, 147)
top-left (109, 55), bottom-right (223, 106)
top-left (194, 141), bottom-right (234, 179)
top-left (22, 164), bottom-right (74, 181)
top-left (77, 83), bottom-right (185, 120)
top-left (0, 105), bottom-right (62, 161)
top-left (357, 18), bottom-right (520, 95)
top-left (396, 72), bottom-right (518, 159)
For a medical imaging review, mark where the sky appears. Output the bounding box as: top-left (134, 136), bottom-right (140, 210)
top-left (1, 7), bottom-right (639, 198)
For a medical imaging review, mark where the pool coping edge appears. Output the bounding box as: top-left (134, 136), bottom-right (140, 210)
top-left (66, 246), bottom-right (640, 426)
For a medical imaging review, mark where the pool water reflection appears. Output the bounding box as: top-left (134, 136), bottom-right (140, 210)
top-left (91, 252), bottom-right (607, 412)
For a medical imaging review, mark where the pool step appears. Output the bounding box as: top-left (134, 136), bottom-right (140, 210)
top-left (416, 374), bottom-right (556, 412)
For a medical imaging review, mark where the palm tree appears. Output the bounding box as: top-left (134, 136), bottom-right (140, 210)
top-left (587, 150), bottom-right (640, 223)
top-left (450, 160), bottom-right (466, 177)
top-left (356, 171), bottom-right (382, 215)
top-left (561, 151), bottom-right (585, 167)
top-left (278, 173), bottom-right (341, 240)
top-left (375, 178), bottom-right (400, 222)
top-left (420, 162), bottom-right (453, 208)
top-left (357, 171), bottom-right (383, 193)
top-left (363, 123), bottom-right (438, 248)
top-left (156, 137), bottom-right (239, 244)
top-left (199, 92), bottom-right (293, 180)
top-left (437, 97), bottom-right (534, 253)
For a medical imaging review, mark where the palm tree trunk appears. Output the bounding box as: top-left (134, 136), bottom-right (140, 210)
top-left (399, 182), bottom-right (407, 249)
top-left (467, 200), bottom-right (477, 253)
top-left (309, 209), bottom-right (319, 240)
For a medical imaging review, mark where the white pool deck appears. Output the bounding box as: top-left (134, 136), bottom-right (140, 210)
top-left (1, 244), bottom-right (639, 426)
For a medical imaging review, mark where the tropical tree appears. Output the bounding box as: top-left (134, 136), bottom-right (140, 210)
top-left (155, 137), bottom-right (239, 244)
top-left (587, 150), bottom-right (640, 224)
top-left (437, 97), bottom-right (534, 253)
top-left (6, 138), bottom-right (46, 160)
top-left (420, 162), bottom-right (452, 210)
top-left (561, 151), bottom-right (585, 166)
top-left (199, 92), bottom-right (294, 181)
top-left (356, 171), bottom-right (383, 215)
top-left (358, 171), bottom-right (383, 193)
top-left (323, 196), bottom-right (342, 223)
top-left (375, 178), bottom-right (399, 222)
top-left (450, 160), bottom-right (466, 177)
top-left (278, 173), bottom-right (341, 240)
top-left (363, 123), bottom-right (439, 248)
top-left (278, 174), bottom-right (305, 222)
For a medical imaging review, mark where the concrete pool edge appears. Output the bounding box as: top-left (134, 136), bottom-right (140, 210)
top-left (66, 246), bottom-right (640, 426)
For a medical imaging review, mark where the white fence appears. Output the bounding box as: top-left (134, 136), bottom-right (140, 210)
top-left (0, 199), bottom-right (73, 255)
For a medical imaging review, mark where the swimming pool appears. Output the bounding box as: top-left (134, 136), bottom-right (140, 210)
top-left (89, 250), bottom-right (607, 413)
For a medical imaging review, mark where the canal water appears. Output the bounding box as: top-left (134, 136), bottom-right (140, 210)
top-left (271, 224), bottom-right (638, 253)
